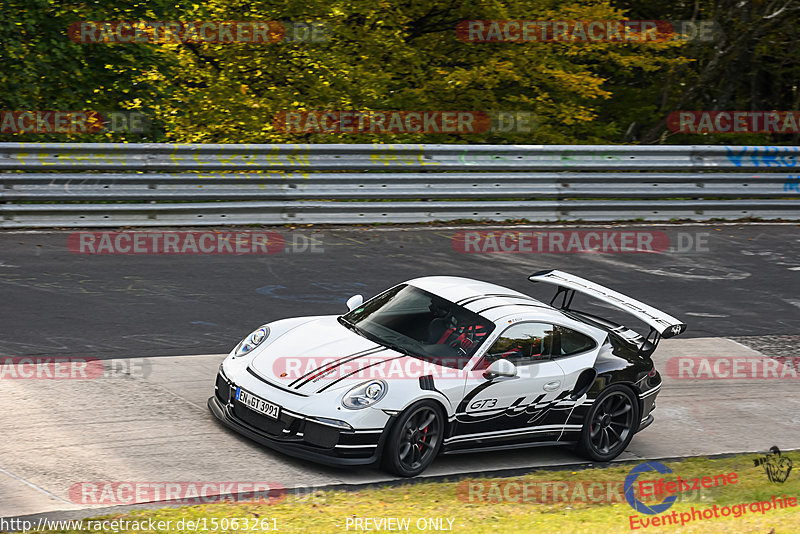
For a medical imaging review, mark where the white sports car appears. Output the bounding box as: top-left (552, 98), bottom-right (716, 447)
top-left (209, 270), bottom-right (685, 476)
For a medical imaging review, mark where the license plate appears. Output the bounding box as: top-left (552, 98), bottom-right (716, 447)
top-left (235, 388), bottom-right (280, 420)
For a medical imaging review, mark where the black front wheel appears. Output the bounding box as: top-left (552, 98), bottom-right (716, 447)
top-left (576, 385), bottom-right (639, 462)
top-left (382, 400), bottom-right (444, 477)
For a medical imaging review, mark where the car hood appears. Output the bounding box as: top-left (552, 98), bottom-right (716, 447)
top-left (248, 315), bottom-right (410, 396)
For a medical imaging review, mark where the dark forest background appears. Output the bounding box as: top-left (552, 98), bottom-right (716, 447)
top-left (2, 0), bottom-right (798, 144)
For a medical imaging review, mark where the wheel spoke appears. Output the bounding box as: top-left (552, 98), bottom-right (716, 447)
top-left (610, 421), bottom-right (631, 431)
top-left (399, 442), bottom-right (411, 461)
top-left (611, 404), bottom-right (631, 417)
top-left (607, 425), bottom-right (621, 443)
top-left (403, 420), bottom-right (415, 435)
top-left (418, 413), bottom-right (435, 432)
top-left (424, 438), bottom-right (439, 450)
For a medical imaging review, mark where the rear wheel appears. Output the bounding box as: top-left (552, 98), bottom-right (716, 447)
top-left (382, 400), bottom-right (444, 477)
top-left (576, 385), bottom-right (639, 462)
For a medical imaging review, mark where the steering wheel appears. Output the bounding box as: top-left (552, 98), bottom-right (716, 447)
top-left (447, 324), bottom-right (478, 352)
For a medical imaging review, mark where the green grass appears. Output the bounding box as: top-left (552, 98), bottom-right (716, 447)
top-left (9, 452), bottom-right (800, 533)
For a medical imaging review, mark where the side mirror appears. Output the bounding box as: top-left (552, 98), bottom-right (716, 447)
top-left (346, 294), bottom-right (364, 311)
top-left (483, 359), bottom-right (518, 380)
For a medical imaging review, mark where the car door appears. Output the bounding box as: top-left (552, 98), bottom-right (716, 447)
top-left (449, 322), bottom-right (568, 447)
top-left (547, 324), bottom-right (601, 433)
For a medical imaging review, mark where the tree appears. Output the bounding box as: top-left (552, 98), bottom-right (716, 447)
top-left (613, 0), bottom-right (800, 144)
top-left (149, 0), bottom-right (686, 144)
top-left (0, 0), bottom-right (184, 142)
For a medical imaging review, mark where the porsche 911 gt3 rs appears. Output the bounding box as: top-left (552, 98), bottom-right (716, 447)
top-left (208, 270), bottom-right (685, 476)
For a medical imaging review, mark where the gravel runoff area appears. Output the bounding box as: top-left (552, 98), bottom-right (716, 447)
top-left (730, 335), bottom-right (800, 359)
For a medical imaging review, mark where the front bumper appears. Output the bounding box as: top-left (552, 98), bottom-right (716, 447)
top-left (208, 371), bottom-right (389, 467)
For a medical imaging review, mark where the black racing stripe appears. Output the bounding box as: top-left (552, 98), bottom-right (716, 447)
top-left (291, 347), bottom-right (386, 390)
top-left (456, 293), bottom-right (515, 304)
top-left (292, 346), bottom-right (386, 388)
top-left (315, 355), bottom-right (406, 394)
top-left (458, 294), bottom-right (536, 307)
top-left (459, 409), bottom-right (505, 417)
top-left (246, 367), bottom-right (308, 397)
top-left (475, 303), bottom-right (549, 314)
top-left (456, 293), bottom-right (514, 306)
top-left (288, 346), bottom-right (384, 388)
top-left (458, 295), bottom-right (494, 306)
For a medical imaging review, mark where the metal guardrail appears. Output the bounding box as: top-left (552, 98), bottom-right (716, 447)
top-left (1, 143), bottom-right (798, 227)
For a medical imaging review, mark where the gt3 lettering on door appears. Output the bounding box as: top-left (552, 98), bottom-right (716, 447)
top-left (452, 322), bottom-right (567, 443)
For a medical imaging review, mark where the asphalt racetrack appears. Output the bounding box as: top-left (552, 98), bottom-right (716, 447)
top-left (1, 223), bottom-right (799, 519)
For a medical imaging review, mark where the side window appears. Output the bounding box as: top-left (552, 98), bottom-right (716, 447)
top-left (554, 325), bottom-right (596, 356)
top-left (481, 323), bottom-right (554, 367)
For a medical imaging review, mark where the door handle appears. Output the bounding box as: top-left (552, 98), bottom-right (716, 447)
top-left (543, 381), bottom-right (561, 391)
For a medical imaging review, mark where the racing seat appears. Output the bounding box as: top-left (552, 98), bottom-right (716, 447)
top-left (427, 317), bottom-right (452, 344)
top-left (427, 302), bottom-right (455, 344)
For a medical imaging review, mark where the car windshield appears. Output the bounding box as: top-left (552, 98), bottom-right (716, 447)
top-left (339, 284), bottom-right (495, 369)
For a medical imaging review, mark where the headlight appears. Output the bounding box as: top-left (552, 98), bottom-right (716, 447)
top-left (342, 380), bottom-right (387, 410)
top-left (233, 326), bottom-right (270, 357)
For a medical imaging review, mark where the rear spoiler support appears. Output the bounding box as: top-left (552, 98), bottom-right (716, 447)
top-left (549, 285), bottom-right (577, 310)
top-left (640, 328), bottom-right (661, 358)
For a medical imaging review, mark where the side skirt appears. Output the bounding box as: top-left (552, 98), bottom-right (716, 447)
top-left (442, 440), bottom-right (576, 455)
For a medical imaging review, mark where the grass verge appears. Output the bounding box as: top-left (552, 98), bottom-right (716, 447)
top-left (6, 452), bottom-right (799, 533)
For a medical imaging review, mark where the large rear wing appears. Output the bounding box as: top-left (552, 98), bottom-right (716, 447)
top-left (528, 269), bottom-right (687, 339)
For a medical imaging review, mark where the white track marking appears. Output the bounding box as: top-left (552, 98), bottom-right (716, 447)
top-left (0, 466), bottom-right (73, 505)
